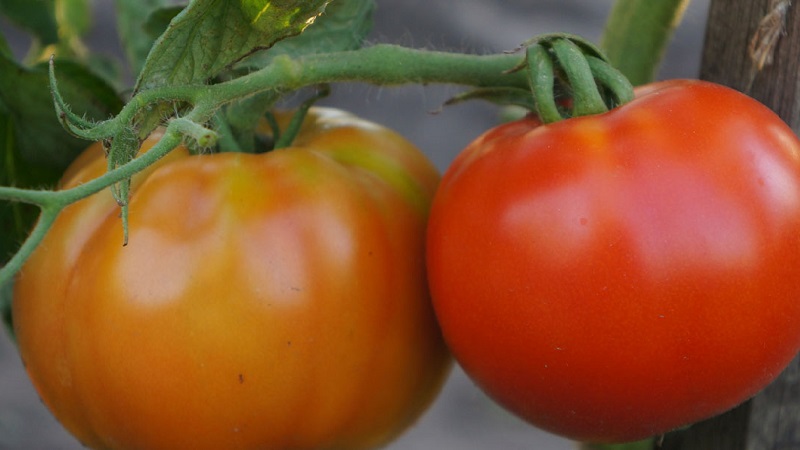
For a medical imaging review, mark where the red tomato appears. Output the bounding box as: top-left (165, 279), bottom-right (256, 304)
top-left (426, 80), bottom-right (800, 443)
top-left (13, 107), bottom-right (451, 450)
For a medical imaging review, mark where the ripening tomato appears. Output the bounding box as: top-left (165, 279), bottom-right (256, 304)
top-left (426, 80), bottom-right (800, 443)
top-left (13, 107), bottom-right (451, 450)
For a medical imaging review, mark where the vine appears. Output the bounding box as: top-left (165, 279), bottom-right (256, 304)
top-left (0, 38), bottom-right (636, 289)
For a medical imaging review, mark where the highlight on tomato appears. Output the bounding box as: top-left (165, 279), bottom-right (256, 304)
top-left (13, 107), bottom-right (452, 450)
top-left (426, 79), bottom-right (800, 443)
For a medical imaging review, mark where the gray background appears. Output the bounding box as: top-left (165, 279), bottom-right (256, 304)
top-left (1, 1), bottom-right (710, 448)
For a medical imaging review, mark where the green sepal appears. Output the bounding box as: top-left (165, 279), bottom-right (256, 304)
top-left (443, 87), bottom-right (538, 112)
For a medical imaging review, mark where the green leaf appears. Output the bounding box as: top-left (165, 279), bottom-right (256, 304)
top-left (134, 0), bottom-right (332, 92)
top-left (223, 0), bottom-right (374, 152)
top-left (142, 5), bottom-right (184, 40)
top-left (237, 0), bottom-right (375, 70)
top-left (0, 56), bottom-right (124, 169)
top-left (113, 0), bottom-right (173, 76)
top-left (239, 0), bottom-right (327, 32)
top-left (0, 0), bottom-right (58, 46)
top-left (442, 87), bottom-right (537, 111)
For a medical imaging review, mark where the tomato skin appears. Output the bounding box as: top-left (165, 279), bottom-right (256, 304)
top-left (427, 80), bottom-right (800, 443)
top-left (13, 107), bottom-right (451, 450)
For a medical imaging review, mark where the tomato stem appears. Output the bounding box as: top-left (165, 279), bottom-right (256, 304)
top-left (525, 45), bottom-right (561, 123)
top-left (273, 85), bottom-right (330, 150)
top-left (223, 92), bottom-right (283, 153)
top-left (586, 56), bottom-right (636, 106)
top-left (551, 39), bottom-right (609, 116)
top-left (172, 117), bottom-right (218, 149)
top-left (212, 111), bottom-right (246, 153)
top-left (523, 35), bottom-right (634, 123)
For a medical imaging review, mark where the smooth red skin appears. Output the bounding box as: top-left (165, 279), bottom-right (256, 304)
top-left (14, 108), bottom-right (451, 450)
top-left (427, 80), bottom-right (800, 443)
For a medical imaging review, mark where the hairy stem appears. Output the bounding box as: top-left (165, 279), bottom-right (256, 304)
top-left (0, 44), bottom-right (543, 289)
top-left (208, 45), bottom-right (528, 107)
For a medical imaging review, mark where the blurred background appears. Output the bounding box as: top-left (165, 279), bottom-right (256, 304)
top-left (1, 1), bottom-right (710, 448)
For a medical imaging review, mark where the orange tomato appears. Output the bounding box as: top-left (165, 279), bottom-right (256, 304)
top-left (14, 107), bottom-right (451, 450)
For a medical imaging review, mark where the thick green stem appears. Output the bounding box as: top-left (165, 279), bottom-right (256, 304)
top-left (213, 45), bottom-right (528, 103)
top-left (0, 186), bottom-right (55, 206)
top-left (600, 0), bottom-right (691, 85)
top-left (54, 45), bottom-right (527, 146)
top-left (172, 118), bottom-right (218, 148)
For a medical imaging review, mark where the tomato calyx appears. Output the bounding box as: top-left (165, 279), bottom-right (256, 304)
top-left (443, 34), bottom-right (634, 124)
top-left (501, 34), bottom-right (631, 124)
